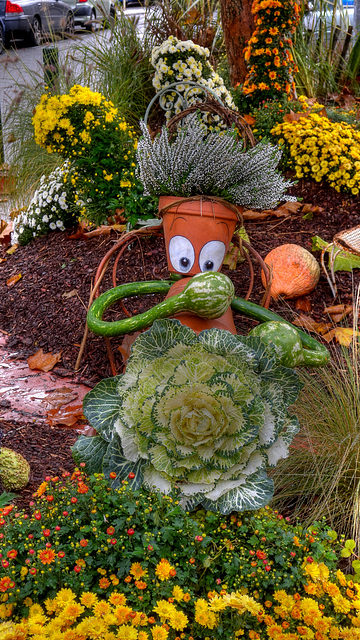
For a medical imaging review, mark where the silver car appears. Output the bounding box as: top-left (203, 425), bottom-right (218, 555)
top-left (4, 0), bottom-right (76, 46)
top-left (73, 0), bottom-right (115, 30)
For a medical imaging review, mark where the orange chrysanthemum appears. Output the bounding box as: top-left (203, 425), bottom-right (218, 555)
top-left (38, 548), bottom-right (56, 565)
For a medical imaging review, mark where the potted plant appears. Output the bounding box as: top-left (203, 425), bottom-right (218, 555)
top-left (136, 114), bottom-right (295, 277)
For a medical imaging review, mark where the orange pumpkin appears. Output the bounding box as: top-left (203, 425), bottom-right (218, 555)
top-left (261, 243), bottom-right (320, 300)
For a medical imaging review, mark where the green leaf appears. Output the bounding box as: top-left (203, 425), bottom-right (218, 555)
top-left (129, 319), bottom-right (197, 364)
top-left (82, 376), bottom-right (121, 441)
top-left (102, 433), bottom-right (145, 489)
top-left (311, 235), bottom-right (329, 251)
top-left (352, 560), bottom-right (360, 573)
top-left (0, 491), bottom-right (17, 508)
top-left (302, 211), bottom-right (313, 220)
top-left (341, 548), bottom-right (352, 558)
top-left (345, 539), bottom-right (356, 551)
top-left (327, 530), bottom-right (338, 542)
top-left (71, 435), bottom-right (109, 474)
top-left (201, 469), bottom-right (274, 514)
top-left (311, 235), bottom-right (360, 273)
top-left (333, 252), bottom-right (360, 273)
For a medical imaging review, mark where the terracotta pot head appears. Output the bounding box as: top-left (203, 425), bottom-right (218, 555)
top-left (160, 197), bottom-right (240, 276)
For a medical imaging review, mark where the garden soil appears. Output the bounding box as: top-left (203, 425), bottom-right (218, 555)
top-left (0, 180), bottom-right (359, 511)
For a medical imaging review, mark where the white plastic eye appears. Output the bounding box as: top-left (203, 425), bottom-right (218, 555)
top-left (169, 235), bottom-right (195, 273)
top-left (199, 240), bottom-right (226, 272)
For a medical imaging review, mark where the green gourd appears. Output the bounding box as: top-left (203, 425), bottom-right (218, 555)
top-left (248, 320), bottom-right (328, 367)
top-left (87, 273), bottom-right (330, 368)
top-left (87, 272), bottom-right (235, 337)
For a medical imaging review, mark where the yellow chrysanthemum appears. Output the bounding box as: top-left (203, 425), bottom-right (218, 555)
top-left (169, 609), bottom-right (189, 631)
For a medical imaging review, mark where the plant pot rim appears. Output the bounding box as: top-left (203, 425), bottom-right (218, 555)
top-left (158, 195), bottom-right (243, 224)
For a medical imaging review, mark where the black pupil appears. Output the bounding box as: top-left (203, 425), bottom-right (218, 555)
top-left (204, 260), bottom-right (214, 270)
top-left (180, 257), bottom-right (190, 268)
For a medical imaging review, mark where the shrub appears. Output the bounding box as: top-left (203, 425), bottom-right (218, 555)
top-left (32, 85), bottom-right (147, 226)
top-left (11, 162), bottom-right (79, 246)
top-left (242, 0), bottom-right (300, 104)
top-left (0, 470), bottom-right (339, 624)
top-left (271, 112), bottom-right (360, 195)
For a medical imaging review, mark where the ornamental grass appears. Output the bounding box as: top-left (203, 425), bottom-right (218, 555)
top-left (270, 298), bottom-right (360, 553)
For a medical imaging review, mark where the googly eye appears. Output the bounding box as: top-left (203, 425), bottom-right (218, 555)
top-left (169, 236), bottom-right (195, 273)
top-left (199, 240), bottom-right (226, 272)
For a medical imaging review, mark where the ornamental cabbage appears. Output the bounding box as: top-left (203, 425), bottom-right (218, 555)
top-left (72, 319), bottom-right (300, 514)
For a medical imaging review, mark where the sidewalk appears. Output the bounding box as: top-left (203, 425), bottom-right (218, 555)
top-left (0, 334), bottom-right (93, 433)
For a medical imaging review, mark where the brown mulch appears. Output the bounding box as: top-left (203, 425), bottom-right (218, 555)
top-left (1, 179), bottom-right (360, 511)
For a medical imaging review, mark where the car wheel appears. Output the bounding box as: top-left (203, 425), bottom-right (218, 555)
top-left (64, 12), bottom-right (75, 36)
top-left (109, 6), bottom-right (116, 28)
top-left (28, 16), bottom-right (42, 47)
top-left (85, 9), bottom-right (96, 31)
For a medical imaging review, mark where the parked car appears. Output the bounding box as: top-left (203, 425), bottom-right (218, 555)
top-left (3, 0), bottom-right (76, 46)
top-left (73, 0), bottom-right (115, 30)
top-left (0, 1), bottom-right (7, 52)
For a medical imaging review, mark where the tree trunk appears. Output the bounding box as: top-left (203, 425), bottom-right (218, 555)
top-left (219, 0), bottom-right (255, 87)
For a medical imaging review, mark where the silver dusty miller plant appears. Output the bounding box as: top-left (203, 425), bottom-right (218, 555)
top-left (136, 115), bottom-right (295, 210)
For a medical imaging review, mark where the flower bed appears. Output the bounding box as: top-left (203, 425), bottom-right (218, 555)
top-left (271, 113), bottom-right (360, 195)
top-left (2, 469), bottom-right (360, 638)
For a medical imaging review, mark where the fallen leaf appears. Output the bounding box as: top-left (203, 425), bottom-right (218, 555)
top-left (243, 209), bottom-right (272, 220)
top-left (302, 203), bottom-right (323, 214)
top-left (28, 349), bottom-right (62, 372)
top-left (6, 244), bottom-right (18, 255)
top-left (322, 327), bottom-right (360, 346)
top-left (69, 223), bottom-right (126, 240)
top-left (243, 201), bottom-right (301, 220)
top-left (46, 403), bottom-right (84, 427)
top-left (283, 109), bottom-right (311, 122)
top-left (183, 7), bottom-right (201, 23)
top-left (324, 304), bottom-right (353, 323)
top-left (267, 201), bottom-right (302, 215)
top-left (84, 223), bottom-right (126, 238)
top-left (295, 297), bottom-right (312, 313)
top-left (292, 314), bottom-right (333, 335)
top-left (243, 114), bottom-right (256, 125)
top-left (6, 273), bottom-right (21, 287)
top-left (62, 289), bottom-right (77, 299)
top-left (0, 221), bottom-right (12, 247)
top-left (44, 387), bottom-right (79, 409)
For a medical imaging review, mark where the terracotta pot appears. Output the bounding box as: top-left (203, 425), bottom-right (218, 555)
top-left (159, 196), bottom-right (241, 276)
top-left (165, 277), bottom-right (237, 335)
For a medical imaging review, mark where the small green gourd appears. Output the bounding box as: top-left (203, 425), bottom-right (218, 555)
top-left (87, 272), bottom-right (235, 337)
top-left (249, 320), bottom-right (328, 367)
